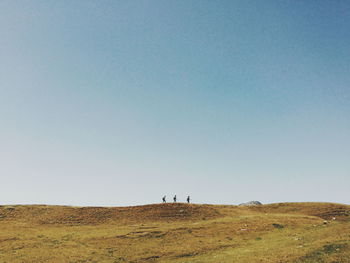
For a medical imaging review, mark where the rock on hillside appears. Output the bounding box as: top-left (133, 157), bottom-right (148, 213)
top-left (239, 201), bottom-right (262, 206)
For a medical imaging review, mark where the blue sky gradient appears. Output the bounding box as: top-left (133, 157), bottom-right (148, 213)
top-left (1, 0), bottom-right (349, 205)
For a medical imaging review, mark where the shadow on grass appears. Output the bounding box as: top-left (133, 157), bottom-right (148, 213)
top-left (294, 242), bottom-right (348, 263)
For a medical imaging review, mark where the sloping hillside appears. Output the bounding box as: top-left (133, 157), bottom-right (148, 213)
top-left (0, 203), bottom-right (221, 225)
top-left (0, 203), bottom-right (349, 262)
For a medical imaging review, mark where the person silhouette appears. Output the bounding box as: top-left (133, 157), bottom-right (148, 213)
top-left (173, 195), bottom-right (177, 203)
top-left (162, 195), bottom-right (166, 203)
top-left (187, 195), bottom-right (190, 204)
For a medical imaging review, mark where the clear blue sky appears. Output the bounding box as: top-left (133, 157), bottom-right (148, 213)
top-left (1, 0), bottom-right (349, 206)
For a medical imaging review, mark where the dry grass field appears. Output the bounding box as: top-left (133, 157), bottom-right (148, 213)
top-left (0, 202), bottom-right (349, 263)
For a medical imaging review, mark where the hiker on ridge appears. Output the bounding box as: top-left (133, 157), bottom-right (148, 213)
top-left (173, 195), bottom-right (177, 203)
top-left (187, 196), bottom-right (190, 204)
top-left (162, 196), bottom-right (166, 203)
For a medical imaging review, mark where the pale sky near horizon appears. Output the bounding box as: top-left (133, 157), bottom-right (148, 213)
top-left (1, 0), bottom-right (349, 206)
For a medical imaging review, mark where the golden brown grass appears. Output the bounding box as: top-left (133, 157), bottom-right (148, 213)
top-left (0, 202), bottom-right (349, 262)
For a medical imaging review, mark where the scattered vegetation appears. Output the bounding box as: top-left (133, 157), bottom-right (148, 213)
top-left (0, 202), bottom-right (349, 262)
top-left (272, 223), bottom-right (284, 229)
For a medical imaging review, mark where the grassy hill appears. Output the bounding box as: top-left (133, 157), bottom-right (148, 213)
top-left (0, 202), bottom-right (349, 262)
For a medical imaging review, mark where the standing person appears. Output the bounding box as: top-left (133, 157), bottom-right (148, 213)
top-left (187, 195), bottom-right (190, 204)
top-left (173, 195), bottom-right (177, 203)
top-left (162, 196), bottom-right (166, 203)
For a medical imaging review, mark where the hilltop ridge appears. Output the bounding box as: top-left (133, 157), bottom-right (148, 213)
top-left (1, 202), bottom-right (349, 224)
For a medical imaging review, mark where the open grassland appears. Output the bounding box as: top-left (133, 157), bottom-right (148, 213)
top-left (0, 202), bottom-right (349, 263)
